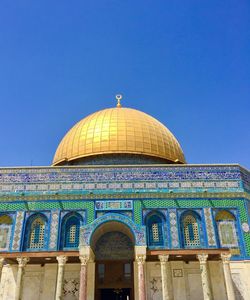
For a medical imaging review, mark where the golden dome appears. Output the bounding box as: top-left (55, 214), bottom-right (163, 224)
top-left (52, 104), bottom-right (186, 165)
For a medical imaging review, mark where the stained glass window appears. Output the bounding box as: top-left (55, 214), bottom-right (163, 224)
top-left (182, 214), bottom-right (201, 248)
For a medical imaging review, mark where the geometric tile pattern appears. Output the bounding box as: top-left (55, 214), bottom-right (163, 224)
top-left (134, 201), bottom-right (142, 224)
top-left (29, 217), bottom-right (45, 249)
top-left (0, 201), bottom-right (94, 224)
top-left (49, 210), bottom-right (60, 250)
top-left (63, 279), bottom-right (79, 298)
top-left (241, 168), bottom-right (250, 192)
top-left (183, 214), bottom-right (201, 247)
top-left (12, 211), bottom-right (25, 251)
top-left (245, 234), bottom-right (250, 256)
top-left (80, 213), bottom-right (146, 246)
top-left (204, 208), bottom-right (217, 246)
top-left (134, 198), bottom-right (249, 225)
top-left (0, 180), bottom-right (241, 194)
top-left (133, 198), bottom-right (249, 257)
top-left (169, 209), bottom-right (180, 248)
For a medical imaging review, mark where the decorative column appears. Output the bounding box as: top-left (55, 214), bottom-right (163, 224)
top-left (15, 257), bottom-right (29, 300)
top-left (221, 253), bottom-right (236, 300)
top-left (136, 254), bottom-right (146, 300)
top-left (79, 255), bottom-right (89, 300)
top-left (0, 258), bottom-right (5, 282)
top-left (159, 255), bottom-right (173, 300)
top-left (197, 254), bottom-right (212, 300)
top-left (55, 256), bottom-right (68, 300)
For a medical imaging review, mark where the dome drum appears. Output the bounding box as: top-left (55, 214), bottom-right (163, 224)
top-left (54, 153), bottom-right (183, 166)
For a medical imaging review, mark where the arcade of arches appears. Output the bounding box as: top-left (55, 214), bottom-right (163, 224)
top-left (76, 221), bottom-right (235, 300)
top-left (0, 219), bottom-right (238, 300)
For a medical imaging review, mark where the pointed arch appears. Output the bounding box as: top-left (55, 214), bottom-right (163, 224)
top-left (215, 210), bottom-right (235, 221)
top-left (215, 210), bottom-right (238, 248)
top-left (60, 212), bottom-right (83, 249)
top-left (180, 211), bottom-right (202, 248)
top-left (23, 213), bottom-right (48, 251)
top-left (145, 211), bottom-right (166, 247)
top-left (0, 214), bottom-right (13, 225)
top-left (0, 214), bottom-right (13, 251)
top-left (80, 213), bottom-right (146, 247)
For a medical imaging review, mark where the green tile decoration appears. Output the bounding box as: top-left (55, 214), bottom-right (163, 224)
top-left (134, 201), bottom-right (142, 224)
top-left (60, 201), bottom-right (94, 224)
top-left (27, 202), bottom-right (61, 210)
top-left (134, 198), bottom-right (247, 222)
top-left (0, 200), bottom-right (95, 224)
top-left (0, 196), bottom-right (249, 256)
top-left (244, 234), bottom-right (250, 256)
top-left (0, 202), bottom-right (26, 211)
top-left (133, 197), bottom-right (250, 256)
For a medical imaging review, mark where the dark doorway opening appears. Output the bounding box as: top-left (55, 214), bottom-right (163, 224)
top-left (92, 229), bottom-right (135, 300)
top-left (95, 261), bottom-right (134, 300)
top-left (100, 288), bottom-right (131, 300)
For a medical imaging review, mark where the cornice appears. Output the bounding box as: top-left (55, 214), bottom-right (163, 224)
top-left (0, 191), bottom-right (249, 202)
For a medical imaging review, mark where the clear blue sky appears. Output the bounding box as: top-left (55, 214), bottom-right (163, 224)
top-left (0, 1), bottom-right (249, 168)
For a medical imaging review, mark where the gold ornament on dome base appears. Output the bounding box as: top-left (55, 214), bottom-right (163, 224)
top-left (52, 97), bottom-right (186, 165)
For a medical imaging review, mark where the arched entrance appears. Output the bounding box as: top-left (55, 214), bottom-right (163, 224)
top-left (91, 221), bottom-right (135, 300)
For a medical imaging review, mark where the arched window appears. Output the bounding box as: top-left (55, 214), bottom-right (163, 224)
top-left (23, 214), bottom-right (47, 250)
top-left (215, 210), bottom-right (238, 248)
top-left (61, 213), bottom-right (82, 249)
top-left (146, 213), bottom-right (164, 247)
top-left (0, 214), bottom-right (13, 251)
top-left (181, 212), bottom-right (201, 248)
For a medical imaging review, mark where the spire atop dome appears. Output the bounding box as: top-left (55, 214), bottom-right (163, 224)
top-left (116, 94), bottom-right (122, 108)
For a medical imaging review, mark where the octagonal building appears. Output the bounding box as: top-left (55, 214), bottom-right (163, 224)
top-left (0, 99), bottom-right (249, 300)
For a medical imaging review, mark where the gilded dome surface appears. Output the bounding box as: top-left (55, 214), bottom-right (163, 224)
top-left (52, 105), bottom-right (186, 165)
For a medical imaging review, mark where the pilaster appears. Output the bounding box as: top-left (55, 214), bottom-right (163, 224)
top-left (221, 253), bottom-right (236, 300)
top-left (55, 256), bottom-right (68, 300)
top-left (136, 254), bottom-right (146, 300)
top-left (197, 254), bottom-right (213, 300)
top-left (79, 255), bottom-right (89, 300)
top-left (15, 257), bottom-right (29, 300)
top-left (159, 255), bottom-right (174, 300)
top-left (0, 258), bottom-right (5, 282)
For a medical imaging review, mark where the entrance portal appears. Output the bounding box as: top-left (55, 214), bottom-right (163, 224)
top-left (100, 288), bottom-right (131, 300)
top-left (92, 225), bottom-right (135, 300)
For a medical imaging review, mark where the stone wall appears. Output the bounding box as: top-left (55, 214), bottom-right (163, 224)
top-left (144, 260), bottom-right (250, 300)
top-left (230, 261), bottom-right (250, 300)
top-left (0, 261), bottom-right (250, 300)
top-left (0, 264), bottom-right (17, 300)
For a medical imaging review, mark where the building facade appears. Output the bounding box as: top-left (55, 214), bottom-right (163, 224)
top-left (0, 100), bottom-right (249, 300)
